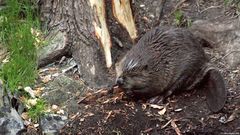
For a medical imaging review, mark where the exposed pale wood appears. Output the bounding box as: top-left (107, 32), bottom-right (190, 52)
top-left (90, 0), bottom-right (112, 68)
top-left (112, 0), bottom-right (137, 40)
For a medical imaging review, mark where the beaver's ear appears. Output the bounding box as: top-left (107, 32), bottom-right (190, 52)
top-left (203, 69), bottom-right (227, 112)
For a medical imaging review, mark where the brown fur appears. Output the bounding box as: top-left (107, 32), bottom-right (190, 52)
top-left (116, 27), bottom-right (208, 98)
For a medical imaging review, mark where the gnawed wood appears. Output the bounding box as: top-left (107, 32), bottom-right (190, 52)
top-left (90, 0), bottom-right (112, 68)
top-left (112, 0), bottom-right (138, 41)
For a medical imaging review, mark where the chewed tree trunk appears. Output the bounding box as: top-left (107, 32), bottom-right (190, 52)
top-left (39, 0), bottom-right (164, 88)
top-left (39, 0), bottom-right (116, 88)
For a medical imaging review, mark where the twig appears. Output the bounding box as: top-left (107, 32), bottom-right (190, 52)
top-left (171, 120), bottom-right (182, 135)
top-left (113, 37), bottom-right (123, 48)
top-left (161, 119), bottom-right (172, 129)
top-left (156, 0), bottom-right (166, 21)
top-left (214, 50), bottom-right (240, 62)
top-left (168, 0), bottom-right (187, 17)
top-left (200, 5), bottom-right (222, 13)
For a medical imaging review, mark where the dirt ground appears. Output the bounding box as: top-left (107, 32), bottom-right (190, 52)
top-left (52, 0), bottom-right (240, 135)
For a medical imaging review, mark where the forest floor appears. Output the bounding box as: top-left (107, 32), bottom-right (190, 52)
top-left (37, 0), bottom-right (240, 135)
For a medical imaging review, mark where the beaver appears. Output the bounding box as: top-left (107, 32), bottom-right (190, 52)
top-left (115, 27), bottom-right (227, 112)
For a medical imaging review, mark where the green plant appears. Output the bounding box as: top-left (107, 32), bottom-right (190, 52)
top-left (0, 0), bottom-right (39, 92)
top-left (174, 10), bottom-right (183, 26)
top-left (27, 99), bottom-right (47, 122)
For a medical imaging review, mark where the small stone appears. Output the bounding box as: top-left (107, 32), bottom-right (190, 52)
top-left (51, 104), bottom-right (59, 112)
top-left (174, 108), bottom-right (183, 112)
top-left (57, 109), bottom-right (64, 115)
top-left (149, 14), bottom-right (155, 18)
top-left (34, 124), bottom-right (39, 128)
top-left (219, 115), bottom-right (227, 123)
top-left (80, 118), bottom-right (85, 122)
top-left (140, 4), bottom-right (145, 8)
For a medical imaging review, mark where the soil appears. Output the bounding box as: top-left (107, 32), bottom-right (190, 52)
top-left (41, 0), bottom-right (240, 135)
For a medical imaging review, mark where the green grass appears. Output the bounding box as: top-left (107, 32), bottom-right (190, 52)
top-left (0, 0), bottom-right (39, 91)
top-left (27, 99), bottom-right (47, 122)
top-left (0, 0), bottom-right (48, 122)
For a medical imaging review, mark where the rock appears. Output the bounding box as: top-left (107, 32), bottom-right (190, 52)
top-left (0, 107), bottom-right (25, 135)
top-left (0, 79), bottom-right (26, 135)
top-left (42, 75), bottom-right (87, 114)
top-left (39, 114), bottom-right (68, 135)
top-left (190, 17), bottom-right (240, 67)
top-left (37, 30), bottom-right (69, 67)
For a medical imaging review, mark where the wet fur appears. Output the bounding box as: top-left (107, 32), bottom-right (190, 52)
top-left (116, 27), bottom-right (208, 99)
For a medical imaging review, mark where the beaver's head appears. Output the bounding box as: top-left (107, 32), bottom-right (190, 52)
top-left (115, 57), bottom-right (152, 97)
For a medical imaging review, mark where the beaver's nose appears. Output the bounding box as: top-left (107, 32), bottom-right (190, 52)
top-left (116, 77), bottom-right (124, 86)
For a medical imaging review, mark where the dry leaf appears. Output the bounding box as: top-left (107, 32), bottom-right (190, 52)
top-left (41, 75), bottom-right (52, 83)
top-left (21, 112), bottom-right (29, 120)
top-left (33, 87), bottom-right (45, 97)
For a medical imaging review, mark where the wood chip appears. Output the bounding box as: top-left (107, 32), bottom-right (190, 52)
top-left (149, 104), bottom-right (164, 110)
top-left (171, 120), bottom-right (182, 135)
top-left (158, 107), bottom-right (166, 115)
